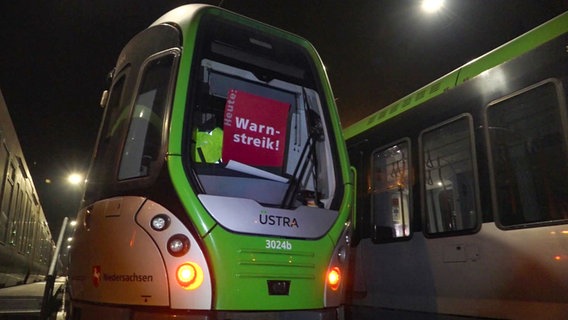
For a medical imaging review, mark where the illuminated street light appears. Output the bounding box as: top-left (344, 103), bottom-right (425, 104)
top-left (421, 0), bottom-right (444, 13)
top-left (67, 173), bottom-right (84, 186)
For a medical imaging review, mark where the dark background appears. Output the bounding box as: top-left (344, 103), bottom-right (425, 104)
top-left (1, 0), bottom-right (567, 235)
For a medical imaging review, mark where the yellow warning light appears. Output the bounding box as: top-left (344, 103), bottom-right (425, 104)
top-left (176, 262), bottom-right (204, 290)
top-left (327, 267), bottom-right (341, 291)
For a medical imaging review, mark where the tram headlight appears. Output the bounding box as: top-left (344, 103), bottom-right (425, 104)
top-left (151, 214), bottom-right (170, 231)
top-left (176, 262), bottom-right (204, 290)
top-left (167, 234), bottom-right (190, 257)
top-left (327, 266), bottom-right (341, 291)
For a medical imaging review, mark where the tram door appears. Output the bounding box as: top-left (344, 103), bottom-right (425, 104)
top-left (370, 141), bottom-right (411, 241)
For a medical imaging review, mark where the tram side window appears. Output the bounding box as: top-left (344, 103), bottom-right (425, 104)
top-left (421, 115), bottom-right (479, 235)
top-left (486, 81), bottom-right (568, 227)
top-left (86, 72), bottom-right (128, 193)
top-left (119, 53), bottom-right (175, 180)
top-left (371, 140), bottom-right (411, 241)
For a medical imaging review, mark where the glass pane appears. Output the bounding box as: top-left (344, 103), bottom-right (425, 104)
top-left (371, 141), bottom-right (411, 240)
top-left (422, 116), bottom-right (478, 234)
top-left (119, 54), bottom-right (174, 180)
top-left (487, 82), bottom-right (568, 226)
top-left (185, 15), bottom-right (337, 210)
top-left (87, 73), bottom-right (127, 190)
top-left (191, 61), bottom-right (332, 208)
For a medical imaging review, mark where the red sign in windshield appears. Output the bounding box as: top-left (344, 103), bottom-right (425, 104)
top-left (223, 89), bottom-right (290, 168)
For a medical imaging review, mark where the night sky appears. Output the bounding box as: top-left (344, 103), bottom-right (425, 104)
top-left (1, 0), bottom-right (567, 235)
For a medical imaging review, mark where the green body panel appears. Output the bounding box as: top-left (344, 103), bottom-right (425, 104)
top-left (167, 7), bottom-right (215, 237)
top-left (165, 5), bottom-right (354, 311)
top-left (204, 225), bottom-right (334, 309)
top-left (344, 10), bottom-right (568, 140)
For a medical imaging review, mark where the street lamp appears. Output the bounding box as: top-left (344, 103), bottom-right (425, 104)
top-left (421, 0), bottom-right (444, 13)
top-left (67, 173), bottom-right (84, 186)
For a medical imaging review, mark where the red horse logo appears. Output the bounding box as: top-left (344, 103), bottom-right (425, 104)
top-left (92, 266), bottom-right (101, 287)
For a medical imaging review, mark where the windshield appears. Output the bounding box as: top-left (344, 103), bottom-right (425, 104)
top-left (189, 59), bottom-right (335, 209)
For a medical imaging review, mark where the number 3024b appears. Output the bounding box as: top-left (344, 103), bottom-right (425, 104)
top-left (265, 239), bottom-right (292, 250)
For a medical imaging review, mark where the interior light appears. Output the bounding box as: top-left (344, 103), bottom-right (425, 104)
top-left (176, 262), bottom-right (204, 290)
top-left (249, 38), bottom-right (272, 49)
top-left (327, 267), bottom-right (341, 291)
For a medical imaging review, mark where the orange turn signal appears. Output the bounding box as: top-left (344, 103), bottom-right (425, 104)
top-left (176, 262), bottom-right (204, 290)
top-left (327, 267), bottom-right (341, 291)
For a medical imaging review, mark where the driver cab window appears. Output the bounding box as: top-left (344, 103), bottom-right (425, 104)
top-left (118, 51), bottom-right (177, 180)
top-left (189, 59), bottom-right (332, 208)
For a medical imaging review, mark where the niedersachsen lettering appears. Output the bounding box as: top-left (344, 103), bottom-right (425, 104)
top-left (103, 272), bottom-right (153, 282)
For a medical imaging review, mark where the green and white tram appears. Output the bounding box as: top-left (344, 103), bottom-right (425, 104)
top-left (345, 10), bottom-right (568, 320)
top-left (68, 5), bottom-right (353, 320)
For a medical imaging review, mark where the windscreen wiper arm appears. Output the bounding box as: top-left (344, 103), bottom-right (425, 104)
top-left (281, 88), bottom-right (324, 208)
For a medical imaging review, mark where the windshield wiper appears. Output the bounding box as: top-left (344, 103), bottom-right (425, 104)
top-left (281, 88), bottom-right (324, 208)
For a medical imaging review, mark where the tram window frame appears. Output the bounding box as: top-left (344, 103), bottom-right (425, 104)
top-left (369, 139), bottom-right (412, 242)
top-left (84, 70), bottom-right (128, 199)
top-left (485, 79), bottom-right (568, 229)
top-left (2, 160), bottom-right (16, 244)
top-left (419, 114), bottom-right (481, 237)
top-left (118, 49), bottom-right (179, 181)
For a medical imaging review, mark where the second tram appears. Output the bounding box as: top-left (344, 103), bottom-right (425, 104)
top-left (0, 89), bottom-right (55, 288)
top-left (345, 11), bottom-right (568, 320)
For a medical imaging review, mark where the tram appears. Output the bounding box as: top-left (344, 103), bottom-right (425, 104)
top-left (0, 89), bottom-right (54, 288)
top-left (68, 4), bottom-right (353, 320)
top-left (345, 11), bottom-right (568, 319)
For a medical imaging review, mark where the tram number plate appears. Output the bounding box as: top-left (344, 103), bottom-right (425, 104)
top-left (265, 239), bottom-right (292, 250)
